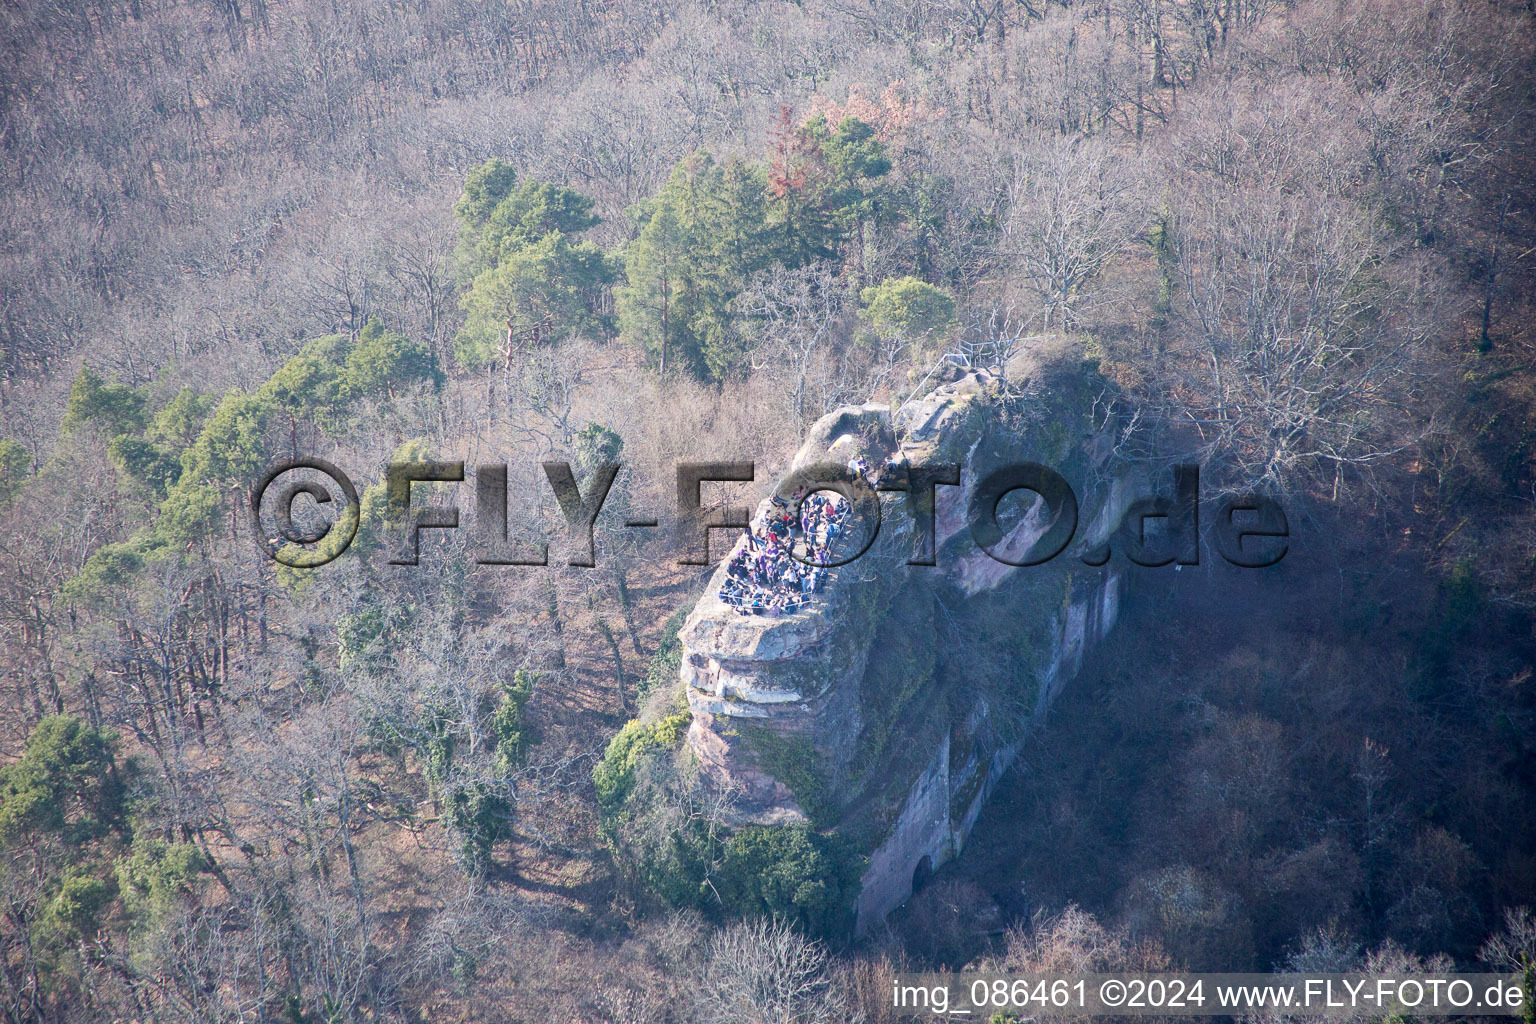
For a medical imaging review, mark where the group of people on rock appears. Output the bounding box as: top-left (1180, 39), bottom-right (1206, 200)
top-left (718, 489), bottom-right (852, 616)
top-left (715, 448), bottom-right (912, 616)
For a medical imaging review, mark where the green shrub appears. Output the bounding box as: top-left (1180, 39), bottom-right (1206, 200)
top-left (592, 711), bottom-right (692, 810)
top-left (714, 825), bottom-right (857, 937)
top-left (343, 320), bottom-right (442, 397)
top-left (639, 601), bottom-right (694, 703)
top-left (102, 387), bottom-right (215, 497)
top-left (0, 438), bottom-right (31, 504)
top-left (618, 115), bottom-right (892, 381)
top-left (60, 535), bottom-right (170, 609)
top-left (0, 716), bottom-right (126, 848)
top-left (859, 275), bottom-right (957, 343)
top-left (492, 670), bottom-right (537, 775)
top-left (574, 423), bottom-right (623, 473)
top-left (595, 713), bottom-right (857, 938)
top-left (452, 167), bottom-right (614, 368)
top-left (456, 232), bottom-right (614, 367)
top-left (338, 601), bottom-right (394, 673)
top-left (114, 839), bottom-right (206, 925)
top-left (40, 866), bottom-right (117, 944)
top-left (107, 436), bottom-right (183, 497)
top-left (454, 158), bottom-right (519, 269)
top-left (62, 366), bottom-right (147, 437)
top-left (401, 670), bottom-right (540, 878)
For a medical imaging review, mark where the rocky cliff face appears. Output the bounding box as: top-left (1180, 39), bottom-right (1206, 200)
top-left (679, 357), bottom-right (1140, 932)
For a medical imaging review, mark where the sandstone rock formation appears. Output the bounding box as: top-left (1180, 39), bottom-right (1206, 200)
top-left (679, 356), bottom-right (1141, 932)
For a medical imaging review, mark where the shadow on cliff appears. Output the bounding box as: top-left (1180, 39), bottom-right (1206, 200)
top-left (879, 509), bottom-right (1536, 971)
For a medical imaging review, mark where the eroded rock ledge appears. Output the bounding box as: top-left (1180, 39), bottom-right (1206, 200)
top-left (679, 356), bottom-right (1141, 932)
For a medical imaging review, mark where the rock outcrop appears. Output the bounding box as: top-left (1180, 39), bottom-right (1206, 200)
top-left (679, 355), bottom-right (1140, 932)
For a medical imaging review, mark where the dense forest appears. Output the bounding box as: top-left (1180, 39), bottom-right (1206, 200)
top-left (1, 0), bottom-right (1535, 1020)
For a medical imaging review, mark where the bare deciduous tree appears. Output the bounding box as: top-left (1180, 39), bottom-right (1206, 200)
top-left (999, 133), bottom-right (1141, 332)
top-left (1161, 186), bottom-right (1443, 496)
top-left (695, 917), bottom-right (855, 1024)
top-left (736, 261), bottom-right (907, 426)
